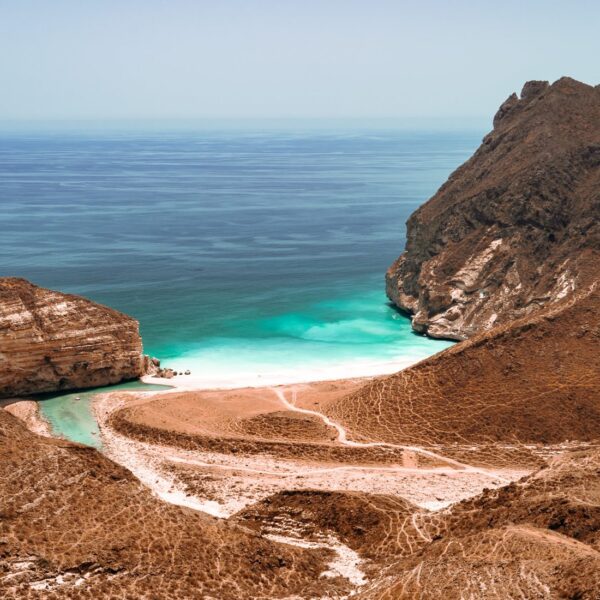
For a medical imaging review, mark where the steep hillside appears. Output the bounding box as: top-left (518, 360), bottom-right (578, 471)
top-left (0, 278), bottom-right (146, 397)
top-left (0, 408), bottom-right (346, 599)
top-left (326, 284), bottom-right (600, 446)
top-left (386, 77), bottom-right (600, 339)
top-left (357, 449), bottom-right (600, 599)
top-left (3, 398), bottom-right (599, 599)
top-left (235, 452), bottom-right (600, 599)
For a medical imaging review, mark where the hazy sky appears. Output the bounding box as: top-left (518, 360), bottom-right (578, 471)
top-left (1, 0), bottom-right (598, 121)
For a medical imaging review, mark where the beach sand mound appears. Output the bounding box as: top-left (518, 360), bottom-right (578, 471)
top-left (108, 384), bottom-right (441, 466)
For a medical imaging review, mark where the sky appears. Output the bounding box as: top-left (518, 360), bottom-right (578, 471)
top-left (0, 0), bottom-right (598, 122)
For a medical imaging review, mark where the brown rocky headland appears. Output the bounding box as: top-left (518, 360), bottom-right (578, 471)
top-left (386, 77), bottom-right (600, 340)
top-left (0, 278), bottom-right (147, 397)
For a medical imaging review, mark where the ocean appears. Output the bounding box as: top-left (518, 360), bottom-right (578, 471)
top-left (0, 124), bottom-right (482, 387)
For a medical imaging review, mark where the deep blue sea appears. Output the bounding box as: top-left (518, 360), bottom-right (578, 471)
top-left (0, 125), bottom-right (481, 387)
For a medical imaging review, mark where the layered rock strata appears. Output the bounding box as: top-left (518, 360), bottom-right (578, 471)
top-left (0, 278), bottom-right (145, 397)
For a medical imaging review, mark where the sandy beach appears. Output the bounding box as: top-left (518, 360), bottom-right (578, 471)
top-left (140, 353), bottom-right (438, 391)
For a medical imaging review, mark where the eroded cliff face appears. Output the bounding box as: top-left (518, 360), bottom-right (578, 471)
top-left (387, 77), bottom-right (600, 339)
top-left (0, 278), bottom-right (145, 397)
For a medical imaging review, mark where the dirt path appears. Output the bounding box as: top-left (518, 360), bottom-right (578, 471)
top-left (272, 387), bottom-right (511, 483)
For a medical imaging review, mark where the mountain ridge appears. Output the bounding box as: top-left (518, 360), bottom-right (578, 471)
top-left (386, 76), bottom-right (600, 340)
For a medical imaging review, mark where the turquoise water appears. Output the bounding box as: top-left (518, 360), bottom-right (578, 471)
top-left (164, 286), bottom-right (453, 387)
top-left (37, 381), bottom-right (171, 449)
top-left (0, 126), bottom-right (481, 387)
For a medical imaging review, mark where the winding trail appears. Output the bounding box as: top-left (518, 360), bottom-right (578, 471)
top-left (272, 387), bottom-right (511, 483)
top-left (273, 388), bottom-right (363, 445)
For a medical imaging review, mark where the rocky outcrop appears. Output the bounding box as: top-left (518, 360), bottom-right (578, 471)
top-left (0, 278), bottom-right (146, 397)
top-left (387, 77), bottom-right (600, 339)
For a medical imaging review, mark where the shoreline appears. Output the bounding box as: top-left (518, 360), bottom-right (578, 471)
top-left (2, 349), bottom-right (426, 443)
top-left (141, 352), bottom-right (434, 392)
top-left (0, 398), bottom-right (52, 438)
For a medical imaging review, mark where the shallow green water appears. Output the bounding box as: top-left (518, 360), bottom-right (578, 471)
top-left (37, 381), bottom-right (171, 449)
top-left (160, 286), bottom-right (454, 387)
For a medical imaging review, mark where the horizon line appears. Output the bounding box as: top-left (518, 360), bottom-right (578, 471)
top-left (0, 116), bottom-right (491, 133)
top-left (0, 115), bottom-right (490, 122)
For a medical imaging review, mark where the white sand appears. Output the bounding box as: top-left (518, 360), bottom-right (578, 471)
top-left (142, 355), bottom-right (429, 391)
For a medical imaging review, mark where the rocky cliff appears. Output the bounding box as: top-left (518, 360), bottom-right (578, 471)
top-left (0, 278), bottom-right (146, 397)
top-left (387, 77), bottom-right (600, 339)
